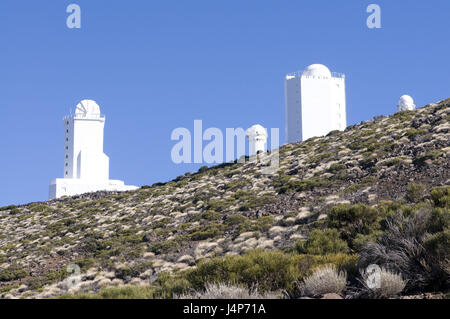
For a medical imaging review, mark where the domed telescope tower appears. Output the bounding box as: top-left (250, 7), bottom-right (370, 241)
top-left (397, 95), bottom-right (415, 112)
top-left (285, 64), bottom-right (347, 143)
top-left (246, 124), bottom-right (268, 156)
top-left (49, 100), bottom-right (138, 199)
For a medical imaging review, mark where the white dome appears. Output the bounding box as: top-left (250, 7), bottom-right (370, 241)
top-left (302, 64), bottom-right (332, 78)
top-left (246, 124), bottom-right (268, 138)
top-left (75, 100), bottom-right (101, 117)
top-left (397, 95), bottom-right (415, 112)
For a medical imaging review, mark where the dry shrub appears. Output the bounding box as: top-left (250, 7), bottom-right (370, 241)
top-left (360, 267), bottom-right (406, 298)
top-left (358, 209), bottom-right (448, 293)
top-left (302, 265), bottom-right (347, 296)
top-left (176, 282), bottom-right (281, 299)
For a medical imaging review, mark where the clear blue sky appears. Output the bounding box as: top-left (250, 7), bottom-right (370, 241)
top-left (0, 0), bottom-right (449, 206)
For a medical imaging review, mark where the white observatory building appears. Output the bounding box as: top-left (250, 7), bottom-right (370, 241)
top-left (49, 100), bottom-right (138, 199)
top-left (285, 64), bottom-right (347, 143)
top-left (246, 124), bottom-right (268, 156)
top-left (397, 95), bottom-right (415, 112)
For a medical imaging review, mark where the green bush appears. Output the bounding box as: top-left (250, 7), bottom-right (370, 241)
top-left (190, 211), bottom-right (221, 222)
top-left (184, 249), bottom-right (357, 294)
top-left (296, 229), bottom-right (349, 255)
top-left (0, 266), bottom-right (29, 282)
top-left (198, 166), bottom-right (209, 173)
top-left (423, 229), bottom-right (450, 261)
top-left (59, 285), bottom-right (161, 299)
top-left (150, 218), bottom-right (172, 229)
top-left (328, 163), bottom-right (346, 173)
top-left (224, 179), bottom-right (250, 191)
top-left (406, 183), bottom-right (426, 203)
top-left (149, 240), bottom-right (180, 255)
top-left (413, 150), bottom-right (444, 167)
top-left (188, 224), bottom-right (225, 241)
top-left (328, 204), bottom-right (380, 247)
top-left (430, 186), bottom-right (450, 208)
top-left (224, 214), bottom-right (248, 226)
top-left (275, 177), bottom-right (330, 194)
top-left (428, 208), bottom-right (450, 233)
top-left (0, 205), bottom-right (17, 211)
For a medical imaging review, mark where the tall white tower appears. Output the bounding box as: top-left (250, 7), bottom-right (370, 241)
top-left (64, 100), bottom-right (109, 181)
top-left (285, 64), bottom-right (346, 143)
top-left (246, 124), bottom-right (268, 156)
top-left (397, 95), bottom-right (415, 112)
top-left (49, 100), bottom-right (138, 199)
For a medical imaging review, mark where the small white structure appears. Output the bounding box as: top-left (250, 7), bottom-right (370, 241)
top-left (49, 100), bottom-right (138, 199)
top-left (246, 124), bottom-right (268, 156)
top-left (285, 64), bottom-right (347, 143)
top-left (397, 95), bottom-right (415, 112)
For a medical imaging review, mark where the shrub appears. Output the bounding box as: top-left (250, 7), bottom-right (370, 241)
top-left (0, 205), bottom-right (17, 211)
top-left (185, 250), bottom-right (300, 293)
top-left (190, 211), bottom-right (221, 222)
top-left (423, 229), bottom-right (450, 261)
top-left (0, 266), bottom-right (29, 282)
top-left (188, 224), bottom-right (225, 241)
top-left (405, 183), bottom-right (426, 203)
top-left (428, 208), bottom-right (449, 233)
top-left (328, 163), bottom-right (346, 173)
top-left (302, 265), bottom-right (347, 296)
top-left (60, 285), bottom-right (161, 299)
top-left (276, 177), bottom-right (330, 194)
top-left (360, 267), bottom-right (406, 298)
top-left (358, 209), bottom-right (448, 293)
top-left (224, 179), bottom-right (250, 191)
top-left (413, 150), bottom-right (443, 167)
top-left (198, 166), bottom-right (209, 173)
top-left (149, 240), bottom-right (180, 255)
top-left (296, 229), bottom-right (349, 255)
top-left (430, 186), bottom-right (450, 208)
top-left (328, 204), bottom-right (380, 247)
top-left (154, 272), bottom-right (193, 297)
top-left (183, 249), bottom-right (357, 294)
top-left (177, 283), bottom-right (281, 299)
top-left (224, 214), bottom-right (248, 226)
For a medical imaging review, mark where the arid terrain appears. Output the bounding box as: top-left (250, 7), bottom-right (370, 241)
top-left (1, 98), bottom-right (449, 299)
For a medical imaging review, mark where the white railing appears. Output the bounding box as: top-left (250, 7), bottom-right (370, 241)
top-left (286, 70), bottom-right (345, 79)
top-left (63, 113), bottom-right (105, 121)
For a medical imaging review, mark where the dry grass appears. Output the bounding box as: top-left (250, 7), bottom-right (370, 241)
top-left (176, 283), bottom-right (282, 299)
top-left (360, 267), bottom-right (406, 298)
top-left (302, 265), bottom-right (347, 296)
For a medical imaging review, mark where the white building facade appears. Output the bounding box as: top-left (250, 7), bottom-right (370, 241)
top-left (285, 64), bottom-right (347, 144)
top-left (49, 100), bottom-right (138, 199)
top-left (246, 124), bottom-right (268, 156)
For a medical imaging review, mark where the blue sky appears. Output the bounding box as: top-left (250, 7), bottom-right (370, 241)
top-left (0, 0), bottom-right (449, 206)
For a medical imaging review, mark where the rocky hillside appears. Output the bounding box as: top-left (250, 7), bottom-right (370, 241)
top-left (0, 98), bottom-right (449, 299)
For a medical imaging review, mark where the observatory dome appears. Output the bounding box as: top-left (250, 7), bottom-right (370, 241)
top-left (246, 124), bottom-right (268, 138)
top-left (397, 95), bottom-right (415, 112)
top-left (75, 99), bottom-right (101, 118)
top-left (302, 64), bottom-right (332, 78)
